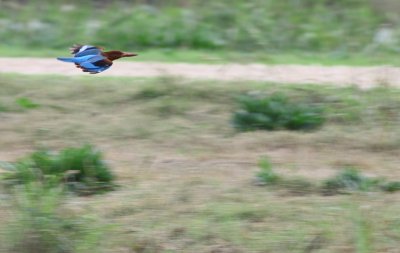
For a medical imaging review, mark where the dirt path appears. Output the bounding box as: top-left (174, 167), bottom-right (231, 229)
top-left (0, 57), bottom-right (399, 88)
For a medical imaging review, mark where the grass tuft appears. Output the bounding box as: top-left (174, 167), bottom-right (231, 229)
top-left (322, 168), bottom-right (381, 195)
top-left (2, 183), bottom-right (104, 253)
top-left (15, 97), bottom-right (40, 109)
top-left (1, 145), bottom-right (114, 195)
top-left (233, 93), bottom-right (325, 131)
top-left (381, 181), bottom-right (400, 192)
top-left (255, 158), bottom-right (280, 185)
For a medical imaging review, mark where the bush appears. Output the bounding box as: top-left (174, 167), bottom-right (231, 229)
top-left (2, 183), bottom-right (103, 253)
top-left (381, 181), bottom-right (400, 192)
top-left (232, 93), bottom-right (325, 131)
top-left (256, 158), bottom-right (280, 185)
top-left (322, 168), bottom-right (380, 195)
top-left (1, 145), bottom-right (114, 194)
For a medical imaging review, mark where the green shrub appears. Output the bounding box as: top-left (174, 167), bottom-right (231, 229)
top-left (57, 145), bottom-right (114, 184)
top-left (256, 158), bottom-right (280, 185)
top-left (322, 168), bottom-right (380, 195)
top-left (1, 145), bottom-right (114, 194)
top-left (3, 183), bottom-right (103, 253)
top-left (381, 181), bottom-right (400, 192)
top-left (232, 93), bottom-right (325, 131)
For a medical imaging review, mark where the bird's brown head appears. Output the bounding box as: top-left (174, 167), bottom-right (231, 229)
top-left (102, 50), bottom-right (138, 61)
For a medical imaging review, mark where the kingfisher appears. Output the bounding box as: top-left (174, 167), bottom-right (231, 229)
top-left (57, 44), bottom-right (138, 74)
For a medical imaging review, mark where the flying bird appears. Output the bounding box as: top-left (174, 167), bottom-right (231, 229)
top-left (57, 44), bottom-right (138, 74)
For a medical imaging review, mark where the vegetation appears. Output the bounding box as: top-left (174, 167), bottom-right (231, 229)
top-left (322, 168), bottom-right (381, 194)
top-left (1, 1), bottom-right (400, 250)
top-left (351, 206), bottom-right (375, 253)
top-left (1, 145), bottom-right (115, 194)
top-left (0, 74), bottom-right (400, 252)
top-left (256, 157), bottom-right (280, 185)
top-left (255, 158), bottom-right (315, 195)
top-left (381, 181), bottom-right (400, 192)
top-left (255, 159), bottom-right (400, 196)
top-left (2, 46), bottom-right (400, 66)
top-left (0, 0), bottom-right (399, 65)
top-left (2, 183), bottom-right (104, 253)
top-left (15, 97), bottom-right (40, 110)
top-left (232, 93), bottom-right (325, 131)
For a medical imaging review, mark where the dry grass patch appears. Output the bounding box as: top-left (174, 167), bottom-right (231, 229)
top-left (1, 74), bottom-right (400, 252)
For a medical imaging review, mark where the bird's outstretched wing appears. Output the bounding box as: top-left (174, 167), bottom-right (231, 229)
top-left (70, 44), bottom-right (104, 57)
top-left (76, 55), bottom-right (113, 74)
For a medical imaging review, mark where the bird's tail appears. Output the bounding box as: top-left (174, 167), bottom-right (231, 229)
top-left (57, 57), bottom-right (78, 63)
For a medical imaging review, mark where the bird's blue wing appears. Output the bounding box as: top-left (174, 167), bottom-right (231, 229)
top-left (75, 48), bottom-right (102, 57)
top-left (57, 54), bottom-right (97, 64)
top-left (71, 45), bottom-right (103, 57)
top-left (78, 55), bottom-right (113, 74)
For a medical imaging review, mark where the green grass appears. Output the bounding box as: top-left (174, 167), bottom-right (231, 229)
top-left (0, 0), bottom-right (389, 52)
top-left (2, 144), bottom-right (115, 194)
top-left (256, 162), bottom-right (400, 196)
top-left (1, 46), bottom-right (399, 66)
top-left (1, 0), bottom-right (400, 66)
top-left (1, 183), bottom-right (105, 253)
top-left (232, 93), bottom-right (325, 131)
top-left (15, 97), bottom-right (40, 109)
top-left (351, 204), bottom-right (374, 253)
top-left (0, 74), bottom-right (400, 252)
top-left (256, 157), bottom-right (280, 185)
top-left (322, 168), bottom-right (381, 194)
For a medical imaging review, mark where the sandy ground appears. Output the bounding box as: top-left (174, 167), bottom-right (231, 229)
top-left (0, 57), bottom-right (399, 88)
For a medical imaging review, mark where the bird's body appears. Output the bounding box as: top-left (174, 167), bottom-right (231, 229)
top-left (57, 44), bottom-right (137, 74)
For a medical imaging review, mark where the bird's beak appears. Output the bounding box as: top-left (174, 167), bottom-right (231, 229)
top-left (122, 52), bottom-right (138, 57)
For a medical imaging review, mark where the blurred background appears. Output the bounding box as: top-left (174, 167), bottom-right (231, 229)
top-left (0, 0), bottom-right (400, 64)
top-left (1, 1), bottom-right (400, 253)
